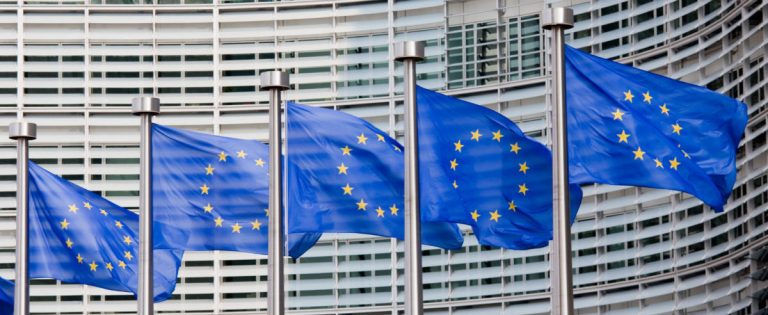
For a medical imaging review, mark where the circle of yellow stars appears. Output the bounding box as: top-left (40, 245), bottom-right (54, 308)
top-left (618, 89), bottom-right (690, 171)
top-left (59, 201), bottom-right (132, 274)
top-left (451, 129), bottom-right (528, 224)
top-left (339, 131), bottom-right (402, 219)
top-left (200, 149), bottom-right (265, 234)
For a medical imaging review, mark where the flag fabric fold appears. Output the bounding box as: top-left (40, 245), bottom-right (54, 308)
top-left (564, 45), bottom-right (748, 211)
top-left (286, 102), bottom-right (464, 250)
top-left (151, 124), bottom-right (321, 258)
top-left (27, 162), bottom-right (182, 302)
top-left (0, 278), bottom-right (11, 315)
top-left (415, 86), bottom-right (584, 249)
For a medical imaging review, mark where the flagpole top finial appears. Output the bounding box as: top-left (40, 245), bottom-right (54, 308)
top-left (131, 96), bottom-right (160, 116)
top-left (260, 71), bottom-right (290, 91)
top-left (394, 41), bottom-right (425, 61)
top-left (542, 7), bottom-right (574, 30)
top-left (9, 121), bottom-right (37, 140)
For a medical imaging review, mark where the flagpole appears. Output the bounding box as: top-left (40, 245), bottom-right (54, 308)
top-left (542, 7), bottom-right (574, 315)
top-left (261, 70), bottom-right (289, 315)
top-left (9, 121), bottom-right (36, 315)
top-left (132, 96), bottom-right (160, 315)
top-left (394, 40), bottom-right (425, 315)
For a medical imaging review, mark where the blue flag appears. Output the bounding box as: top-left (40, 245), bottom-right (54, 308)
top-left (0, 278), bottom-right (11, 315)
top-left (285, 102), bottom-right (464, 249)
top-left (27, 162), bottom-right (182, 302)
top-left (415, 87), bottom-right (584, 249)
top-left (151, 124), bottom-right (320, 258)
top-left (565, 45), bottom-right (748, 211)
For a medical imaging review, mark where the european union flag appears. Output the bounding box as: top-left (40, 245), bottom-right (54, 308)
top-left (416, 87), bottom-right (584, 249)
top-left (285, 102), bottom-right (464, 249)
top-left (152, 124), bottom-right (320, 258)
top-left (0, 278), bottom-right (11, 315)
top-left (27, 162), bottom-right (182, 302)
top-left (565, 46), bottom-right (748, 211)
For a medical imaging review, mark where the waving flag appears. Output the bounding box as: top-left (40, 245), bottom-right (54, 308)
top-left (0, 278), bottom-right (11, 315)
top-left (28, 162), bottom-right (182, 302)
top-left (565, 45), bottom-right (747, 210)
top-left (151, 124), bottom-right (320, 258)
top-left (286, 102), bottom-right (464, 249)
top-left (416, 87), bottom-right (583, 249)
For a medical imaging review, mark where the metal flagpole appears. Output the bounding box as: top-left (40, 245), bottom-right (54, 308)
top-left (260, 70), bottom-right (289, 315)
top-left (394, 41), bottom-right (425, 315)
top-left (132, 96), bottom-right (160, 315)
top-left (542, 7), bottom-right (575, 315)
top-left (9, 121), bottom-right (36, 315)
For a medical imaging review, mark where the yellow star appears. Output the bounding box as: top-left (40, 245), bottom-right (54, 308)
top-left (66, 238), bottom-right (74, 248)
top-left (99, 209), bottom-right (108, 216)
top-left (68, 204), bottom-right (78, 213)
top-left (118, 261), bottom-right (126, 269)
top-left (218, 151), bottom-right (228, 162)
top-left (376, 207), bottom-right (385, 217)
top-left (264, 209), bottom-right (269, 217)
top-left (669, 157), bottom-right (680, 170)
top-left (519, 162), bottom-right (529, 174)
top-left (489, 210), bottom-right (501, 222)
top-left (251, 219), bottom-right (262, 230)
top-left (123, 236), bottom-right (132, 246)
top-left (341, 146), bottom-right (352, 156)
top-left (452, 180), bottom-right (458, 189)
top-left (454, 140), bottom-right (464, 152)
top-left (124, 251), bottom-right (133, 261)
top-left (376, 134), bottom-right (385, 142)
top-left (393, 145), bottom-right (401, 152)
top-left (389, 204), bottom-right (399, 216)
top-left (682, 150), bottom-right (691, 159)
top-left (106, 262), bottom-right (114, 271)
top-left (510, 142), bottom-right (521, 154)
top-left (508, 200), bottom-right (517, 211)
top-left (659, 104), bottom-right (670, 116)
top-left (255, 158), bottom-right (265, 167)
top-left (203, 203), bottom-right (213, 213)
top-left (214, 217), bottom-right (224, 227)
top-left (60, 219), bottom-right (70, 230)
top-left (470, 210), bottom-right (480, 222)
top-left (231, 223), bottom-right (242, 233)
top-left (200, 184), bottom-right (210, 195)
top-left (633, 147), bottom-right (646, 160)
top-left (237, 150), bottom-right (247, 158)
top-left (654, 158), bottom-right (664, 168)
top-left (642, 91), bottom-right (652, 103)
top-left (617, 130), bottom-right (630, 143)
top-left (492, 130), bottom-right (503, 142)
top-left (623, 90), bottom-right (634, 102)
top-left (450, 159), bottom-right (458, 171)
top-left (518, 184), bottom-right (528, 195)
top-left (357, 133), bottom-right (368, 144)
top-left (470, 129), bottom-right (482, 141)
top-left (611, 108), bottom-right (625, 120)
top-left (82, 202), bottom-right (92, 210)
top-left (76, 253), bottom-right (84, 264)
top-left (672, 123), bottom-right (683, 135)
top-left (205, 164), bottom-right (215, 175)
top-left (356, 199), bottom-right (368, 211)
top-left (337, 163), bottom-right (349, 175)
top-left (89, 261), bottom-right (98, 271)
top-left (115, 220), bottom-right (123, 229)
top-left (341, 183), bottom-right (354, 195)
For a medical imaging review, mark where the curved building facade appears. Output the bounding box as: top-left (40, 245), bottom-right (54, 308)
top-left (0, 0), bottom-right (765, 314)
